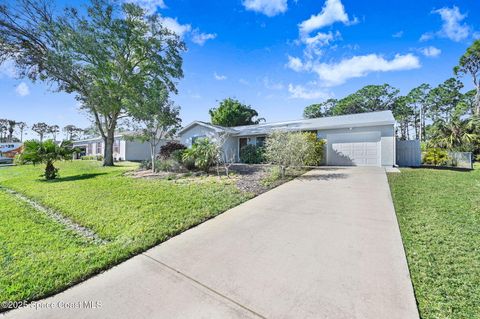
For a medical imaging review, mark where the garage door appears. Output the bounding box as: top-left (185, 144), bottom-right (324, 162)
top-left (327, 132), bottom-right (381, 166)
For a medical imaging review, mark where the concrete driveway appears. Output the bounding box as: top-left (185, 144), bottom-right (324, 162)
top-left (3, 167), bottom-right (419, 319)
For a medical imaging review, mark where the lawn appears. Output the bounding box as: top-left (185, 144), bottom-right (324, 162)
top-left (388, 165), bottom-right (480, 319)
top-left (0, 161), bottom-right (251, 309)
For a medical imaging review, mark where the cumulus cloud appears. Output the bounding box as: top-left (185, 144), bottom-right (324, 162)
top-left (286, 55), bottom-right (304, 72)
top-left (191, 29), bottom-right (217, 45)
top-left (288, 53), bottom-right (420, 87)
top-left (15, 82), bottom-right (30, 96)
top-left (421, 46), bottom-right (441, 57)
top-left (433, 6), bottom-right (470, 42)
top-left (125, 0), bottom-right (167, 14)
top-left (288, 84), bottom-right (331, 99)
top-left (421, 6), bottom-right (471, 42)
top-left (299, 0), bottom-right (356, 36)
top-left (242, 0), bottom-right (287, 17)
top-left (214, 72), bottom-right (227, 80)
top-left (161, 17), bottom-right (191, 37)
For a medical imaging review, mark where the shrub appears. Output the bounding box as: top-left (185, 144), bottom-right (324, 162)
top-left (264, 131), bottom-right (319, 177)
top-left (261, 166), bottom-right (282, 186)
top-left (182, 138), bottom-right (219, 172)
top-left (81, 155), bottom-right (103, 161)
top-left (240, 144), bottom-right (265, 164)
top-left (158, 141), bottom-right (187, 159)
top-left (304, 133), bottom-right (325, 166)
top-left (423, 148), bottom-right (449, 166)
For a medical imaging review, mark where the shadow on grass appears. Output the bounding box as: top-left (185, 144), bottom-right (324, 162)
top-left (39, 173), bottom-right (108, 183)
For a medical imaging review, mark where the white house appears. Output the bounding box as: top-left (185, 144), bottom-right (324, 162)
top-left (72, 132), bottom-right (165, 161)
top-left (178, 111), bottom-right (396, 167)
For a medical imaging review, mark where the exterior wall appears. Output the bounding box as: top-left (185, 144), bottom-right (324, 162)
top-left (179, 125), bottom-right (219, 147)
top-left (317, 124), bottom-right (395, 166)
top-left (124, 140), bottom-right (166, 161)
top-left (73, 137), bottom-right (126, 160)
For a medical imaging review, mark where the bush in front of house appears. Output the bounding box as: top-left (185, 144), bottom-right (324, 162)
top-left (158, 141), bottom-right (187, 159)
top-left (422, 148), bottom-right (449, 166)
top-left (240, 144), bottom-right (265, 164)
top-left (81, 155), bottom-right (104, 161)
top-left (182, 138), bottom-right (219, 172)
top-left (264, 131), bottom-right (321, 177)
top-left (303, 133), bottom-right (325, 166)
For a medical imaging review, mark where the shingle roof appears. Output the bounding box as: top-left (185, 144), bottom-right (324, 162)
top-left (179, 111), bottom-right (395, 137)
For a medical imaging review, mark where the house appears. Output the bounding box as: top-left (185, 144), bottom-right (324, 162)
top-left (72, 132), bottom-right (165, 161)
top-left (178, 111), bottom-right (396, 167)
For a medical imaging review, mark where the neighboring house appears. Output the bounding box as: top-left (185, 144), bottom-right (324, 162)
top-left (72, 132), bottom-right (166, 161)
top-left (178, 111), bottom-right (396, 167)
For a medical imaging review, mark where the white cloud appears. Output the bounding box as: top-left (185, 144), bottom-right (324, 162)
top-left (191, 29), bottom-right (217, 45)
top-left (392, 31), bottom-right (404, 38)
top-left (15, 82), bottom-right (30, 96)
top-left (263, 77), bottom-right (284, 90)
top-left (125, 0), bottom-right (167, 14)
top-left (299, 0), bottom-right (356, 36)
top-left (421, 46), bottom-right (441, 58)
top-left (419, 32), bottom-right (433, 42)
top-left (161, 17), bottom-right (191, 37)
top-left (0, 59), bottom-right (17, 78)
top-left (214, 72), bottom-right (227, 80)
top-left (433, 6), bottom-right (469, 42)
top-left (288, 84), bottom-right (330, 99)
top-left (286, 55), bottom-right (304, 72)
top-left (242, 0), bottom-right (287, 17)
top-left (290, 53), bottom-right (420, 87)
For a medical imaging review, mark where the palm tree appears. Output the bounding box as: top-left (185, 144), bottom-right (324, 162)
top-left (19, 140), bottom-right (76, 179)
top-left (429, 116), bottom-right (479, 151)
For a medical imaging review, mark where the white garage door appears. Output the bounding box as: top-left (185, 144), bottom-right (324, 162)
top-left (327, 132), bottom-right (381, 166)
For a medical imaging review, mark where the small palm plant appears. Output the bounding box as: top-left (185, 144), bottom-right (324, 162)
top-left (182, 138), bottom-right (219, 173)
top-left (20, 140), bottom-right (76, 180)
top-left (429, 116), bottom-right (479, 151)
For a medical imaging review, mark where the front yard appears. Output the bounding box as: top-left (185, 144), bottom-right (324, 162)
top-left (0, 161), bottom-right (257, 309)
top-left (388, 165), bottom-right (480, 319)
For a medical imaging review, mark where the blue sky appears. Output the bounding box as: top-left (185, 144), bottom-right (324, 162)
top-left (0, 0), bottom-right (479, 139)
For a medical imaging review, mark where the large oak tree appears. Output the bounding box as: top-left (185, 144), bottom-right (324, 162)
top-left (0, 0), bottom-right (185, 165)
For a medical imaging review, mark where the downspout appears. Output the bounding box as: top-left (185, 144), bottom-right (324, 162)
top-left (393, 123), bottom-right (397, 167)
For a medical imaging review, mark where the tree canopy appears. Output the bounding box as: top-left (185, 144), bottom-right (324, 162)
top-left (209, 98), bottom-right (264, 127)
top-left (0, 0), bottom-right (185, 166)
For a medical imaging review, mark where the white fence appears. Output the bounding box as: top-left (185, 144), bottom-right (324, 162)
top-left (396, 140), bottom-right (421, 167)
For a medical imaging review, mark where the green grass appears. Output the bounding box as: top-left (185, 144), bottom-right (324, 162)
top-left (0, 161), bottom-right (251, 307)
top-left (388, 165), bottom-right (480, 319)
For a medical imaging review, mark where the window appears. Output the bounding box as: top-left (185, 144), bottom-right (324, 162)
top-left (96, 142), bottom-right (102, 154)
top-left (256, 136), bottom-right (266, 147)
top-left (239, 137), bottom-right (249, 150)
top-left (113, 139), bottom-right (120, 154)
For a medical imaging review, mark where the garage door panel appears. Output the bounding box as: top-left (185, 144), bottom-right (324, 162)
top-left (327, 132), bottom-right (381, 166)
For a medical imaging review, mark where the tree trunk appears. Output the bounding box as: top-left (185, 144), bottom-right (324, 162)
top-left (475, 88), bottom-right (480, 116)
top-left (150, 144), bottom-right (156, 173)
top-left (103, 130), bottom-right (115, 166)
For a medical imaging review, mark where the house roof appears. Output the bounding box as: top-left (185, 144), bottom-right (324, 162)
top-left (72, 131), bottom-right (137, 144)
top-left (179, 111), bottom-right (396, 137)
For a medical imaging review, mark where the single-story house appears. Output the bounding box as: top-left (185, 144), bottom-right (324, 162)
top-left (72, 132), bottom-right (165, 161)
top-left (178, 111), bottom-right (396, 167)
